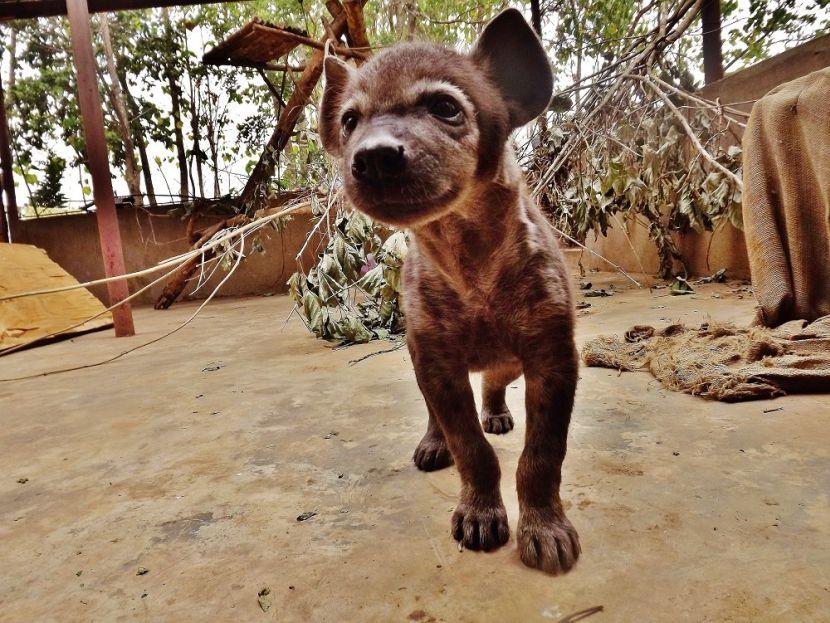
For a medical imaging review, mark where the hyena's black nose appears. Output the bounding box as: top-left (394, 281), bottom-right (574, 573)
top-left (351, 143), bottom-right (406, 185)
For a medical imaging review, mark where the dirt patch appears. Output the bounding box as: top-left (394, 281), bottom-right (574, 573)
top-left (154, 512), bottom-right (219, 543)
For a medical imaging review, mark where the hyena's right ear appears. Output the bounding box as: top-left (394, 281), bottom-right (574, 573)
top-left (319, 45), bottom-right (354, 157)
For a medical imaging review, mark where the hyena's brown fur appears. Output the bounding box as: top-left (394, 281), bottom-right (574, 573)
top-left (319, 8), bottom-right (580, 574)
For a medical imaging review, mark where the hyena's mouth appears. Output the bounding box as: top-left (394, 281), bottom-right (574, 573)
top-left (347, 184), bottom-right (463, 226)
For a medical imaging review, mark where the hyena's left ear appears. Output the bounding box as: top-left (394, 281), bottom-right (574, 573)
top-left (319, 45), bottom-right (355, 156)
top-left (471, 8), bottom-right (553, 129)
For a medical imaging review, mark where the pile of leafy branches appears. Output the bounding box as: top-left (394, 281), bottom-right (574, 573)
top-left (288, 201), bottom-right (408, 343)
top-left (531, 95), bottom-right (743, 278)
top-left (522, 0), bottom-right (750, 278)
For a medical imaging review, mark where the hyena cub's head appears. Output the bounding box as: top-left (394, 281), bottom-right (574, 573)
top-left (319, 8), bottom-right (553, 228)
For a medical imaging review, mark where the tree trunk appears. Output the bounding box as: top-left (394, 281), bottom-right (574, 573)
top-left (701, 0), bottom-right (724, 84)
top-left (530, 0), bottom-right (542, 37)
top-left (100, 13), bottom-right (142, 205)
top-left (188, 72), bottom-right (205, 198)
top-left (120, 75), bottom-right (157, 206)
top-left (0, 72), bottom-right (18, 235)
top-left (568, 0), bottom-right (582, 112)
top-left (7, 26), bottom-right (17, 107)
top-left (404, 0), bottom-right (417, 40)
top-left (162, 7), bottom-right (188, 202)
top-left (205, 106), bottom-right (221, 197)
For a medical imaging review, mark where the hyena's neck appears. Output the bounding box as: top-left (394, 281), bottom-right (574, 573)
top-left (410, 145), bottom-right (537, 288)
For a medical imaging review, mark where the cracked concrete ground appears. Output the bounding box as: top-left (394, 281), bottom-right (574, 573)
top-left (1, 275), bottom-right (827, 622)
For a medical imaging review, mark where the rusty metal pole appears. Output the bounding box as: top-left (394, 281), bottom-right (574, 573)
top-left (701, 0), bottom-right (724, 84)
top-left (0, 73), bottom-right (17, 241)
top-left (66, 0), bottom-right (135, 336)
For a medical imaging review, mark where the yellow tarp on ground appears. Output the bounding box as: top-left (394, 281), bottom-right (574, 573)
top-left (0, 243), bottom-right (112, 352)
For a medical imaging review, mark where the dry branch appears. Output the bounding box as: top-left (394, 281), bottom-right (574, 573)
top-left (154, 214), bottom-right (248, 309)
top-left (0, 200), bottom-right (311, 305)
top-left (532, 0), bottom-right (703, 195)
top-left (237, 1), bottom-right (367, 210)
top-left (343, 0), bottom-right (372, 64)
top-left (634, 74), bottom-right (743, 188)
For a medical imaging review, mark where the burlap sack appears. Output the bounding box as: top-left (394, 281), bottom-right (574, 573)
top-left (742, 67), bottom-right (830, 327)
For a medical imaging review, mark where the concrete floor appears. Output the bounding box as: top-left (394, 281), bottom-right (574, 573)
top-left (1, 275), bottom-right (828, 622)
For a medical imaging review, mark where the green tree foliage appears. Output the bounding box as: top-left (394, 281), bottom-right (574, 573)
top-left (1, 0), bottom-right (826, 213)
top-left (30, 154), bottom-right (67, 212)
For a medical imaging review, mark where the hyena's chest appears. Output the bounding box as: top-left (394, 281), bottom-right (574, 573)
top-left (445, 290), bottom-right (523, 369)
top-left (463, 311), bottom-right (518, 370)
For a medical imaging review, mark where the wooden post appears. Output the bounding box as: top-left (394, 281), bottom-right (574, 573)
top-left (0, 72), bottom-right (17, 240)
top-left (66, 0), bottom-right (135, 336)
top-left (701, 0), bottom-right (724, 84)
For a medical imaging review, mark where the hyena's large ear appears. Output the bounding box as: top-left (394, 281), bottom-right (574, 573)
top-left (319, 46), bottom-right (355, 156)
top-left (471, 8), bottom-right (553, 129)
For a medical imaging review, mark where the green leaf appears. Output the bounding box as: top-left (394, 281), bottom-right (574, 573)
top-left (302, 291), bottom-right (327, 336)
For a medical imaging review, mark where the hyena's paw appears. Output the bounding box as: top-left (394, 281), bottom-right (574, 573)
top-left (412, 433), bottom-right (453, 472)
top-left (517, 507), bottom-right (581, 574)
top-left (452, 496), bottom-right (510, 552)
top-left (480, 407), bottom-right (514, 435)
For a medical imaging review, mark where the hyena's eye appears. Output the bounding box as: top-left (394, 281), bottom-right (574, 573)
top-left (341, 111), bottom-right (359, 136)
top-left (428, 95), bottom-right (462, 124)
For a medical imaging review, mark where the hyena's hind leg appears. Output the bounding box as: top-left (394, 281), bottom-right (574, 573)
top-left (481, 361), bottom-right (522, 434)
top-left (413, 402), bottom-right (454, 472)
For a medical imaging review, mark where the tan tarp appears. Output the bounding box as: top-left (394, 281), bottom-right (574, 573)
top-left (582, 317), bottom-right (830, 402)
top-left (0, 243), bottom-right (112, 352)
top-left (742, 67), bottom-right (830, 327)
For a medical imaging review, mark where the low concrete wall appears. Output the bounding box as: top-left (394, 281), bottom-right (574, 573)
top-left (698, 33), bottom-right (830, 119)
top-left (583, 34), bottom-right (830, 279)
top-left (579, 216), bottom-right (751, 279)
top-left (12, 205), bottom-right (322, 307)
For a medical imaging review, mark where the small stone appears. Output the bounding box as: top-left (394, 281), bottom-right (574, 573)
top-left (17, 478), bottom-right (28, 484)
top-left (257, 587), bottom-right (272, 612)
top-left (137, 567), bottom-right (149, 576)
top-left (672, 451), bottom-right (680, 456)
top-left (296, 511), bottom-right (317, 522)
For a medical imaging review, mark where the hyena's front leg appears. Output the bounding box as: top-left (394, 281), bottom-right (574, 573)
top-left (516, 345), bottom-right (581, 574)
top-left (411, 348), bottom-right (510, 551)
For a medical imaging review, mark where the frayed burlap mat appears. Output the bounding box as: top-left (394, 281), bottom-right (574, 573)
top-left (582, 316), bottom-right (830, 402)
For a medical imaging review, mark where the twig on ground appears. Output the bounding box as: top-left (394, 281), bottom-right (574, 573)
top-left (557, 605), bottom-right (605, 623)
top-left (347, 340), bottom-right (406, 365)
